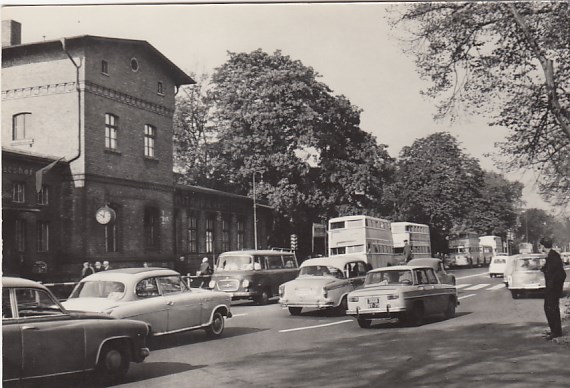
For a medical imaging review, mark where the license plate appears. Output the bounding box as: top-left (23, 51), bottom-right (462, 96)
top-left (368, 297), bottom-right (380, 308)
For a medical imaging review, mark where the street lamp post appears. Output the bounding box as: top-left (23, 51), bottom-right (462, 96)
top-left (252, 171), bottom-right (263, 250)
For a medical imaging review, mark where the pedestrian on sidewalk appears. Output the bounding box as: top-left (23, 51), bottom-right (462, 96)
top-left (540, 236), bottom-right (567, 339)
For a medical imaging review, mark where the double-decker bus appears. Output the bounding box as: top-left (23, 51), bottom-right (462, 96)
top-left (448, 232), bottom-right (482, 267)
top-left (328, 215), bottom-right (398, 268)
top-left (479, 235), bottom-right (504, 265)
top-left (390, 222), bottom-right (432, 259)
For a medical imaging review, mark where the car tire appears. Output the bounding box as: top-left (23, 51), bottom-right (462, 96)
top-left (357, 317), bottom-right (372, 328)
top-left (405, 303), bottom-right (425, 326)
top-left (288, 307), bottom-right (302, 316)
top-left (336, 296), bottom-right (348, 315)
top-left (444, 298), bottom-right (456, 320)
top-left (205, 311), bottom-right (225, 338)
top-left (511, 290), bottom-right (520, 299)
top-left (97, 341), bottom-right (131, 385)
top-left (255, 290), bottom-right (270, 305)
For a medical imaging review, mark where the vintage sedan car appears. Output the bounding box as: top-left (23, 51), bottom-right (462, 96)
top-left (279, 256), bottom-right (369, 315)
top-left (561, 252), bottom-right (570, 265)
top-left (407, 258), bottom-right (456, 285)
top-left (2, 277), bottom-right (150, 386)
top-left (346, 265), bottom-right (458, 328)
top-left (62, 267), bottom-right (231, 337)
top-left (505, 254), bottom-right (546, 299)
top-left (488, 254), bottom-right (509, 278)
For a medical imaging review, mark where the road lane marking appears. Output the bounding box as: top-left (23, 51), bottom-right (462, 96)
top-left (278, 320), bottom-right (352, 333)
top-left (488, 284), bottom-right (505, 290)
top-left (455, 284), bottom-right (470, 289)
top-left (231, 313), bottom-right (248, 317)
top-left (456, 272), bottom-right (489, 280)
top-left (464, 284), bottom-right (490, 291)
top-left (458, 294), bottom-right (476, 300)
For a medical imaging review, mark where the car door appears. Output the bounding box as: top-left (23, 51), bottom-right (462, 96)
top-left (156, 275), bottom-right (202, 331)
top-left (414, 269), bottom-right (437, 314)
top-left (426, 268), bottom-right (448, 313)
top-left (2, 288), bottom-right (22, 384)
top-left (14, 288), bottom-right (86, 380)
top-left (122, 277), bottom-right (169, 334)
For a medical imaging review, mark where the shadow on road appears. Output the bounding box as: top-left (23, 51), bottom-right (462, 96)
top-left (213, 321), bottom-right (570, 387)
top-left (109, 362), bottom-right (203, 386)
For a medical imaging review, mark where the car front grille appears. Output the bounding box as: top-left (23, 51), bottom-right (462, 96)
top-left (218, 279), bottom-right (240, 292)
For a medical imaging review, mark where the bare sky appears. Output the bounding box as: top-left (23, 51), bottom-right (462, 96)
top-left (1, 2), bottom-right (557, 212)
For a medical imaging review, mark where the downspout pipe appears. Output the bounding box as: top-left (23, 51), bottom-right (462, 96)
top-left (61, 38), bottom-right (82, 164)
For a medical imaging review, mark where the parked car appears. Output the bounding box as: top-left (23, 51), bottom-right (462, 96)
top-left (346, 265), bottom-right (458, 328)
top-left (278, 256), bottom-right (369, 315)
top-left (2, 276), bottom-right (150, 386)
top-left (209, 249), bottom-right (299, 305)
top-left (62, 267), bottom-right (231, 337)
top-left (505, 254), bottom-right (546, 299)
top-left (407, 258), bottom-right (456, 285)
top-left (489, 254), bottom-right (509, 278)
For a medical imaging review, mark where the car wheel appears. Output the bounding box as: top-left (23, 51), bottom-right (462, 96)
top-left (97, 341), bottom-right (131, 385)
top-left (490, 274), bottom-right (494, 278)
top-left (357, 317), bottom-right (372, 328)
top-left (336, 296), bottom-right (348, 315)
top-left (288, 307), bottom-right (302, 316)
top-left (444, 298), bottom-right (456, 320)
top-left (511, 290), bottom-right (520, 299)
top-left (405, 303), bottom-right (425, 326)
top-left (205, 311), bottom-right (225, 338)
top-left (255, 290), bottom-right (270, 305)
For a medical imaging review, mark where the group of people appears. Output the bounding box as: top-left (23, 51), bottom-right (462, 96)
top-left (80, 260), bottom-right (111, 278)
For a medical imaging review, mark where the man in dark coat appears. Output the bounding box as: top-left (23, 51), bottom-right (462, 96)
top-left (540, 237), bottom-right (567, 339)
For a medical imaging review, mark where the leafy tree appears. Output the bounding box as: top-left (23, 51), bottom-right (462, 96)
top-left (388, 132), bottom-right (522, 252)
top-left (390, 2), bottom-right (570, 206)
top-left (176, 50), bottom-right (395, 250)
top-left (516, 208), bottom-right (555, 250)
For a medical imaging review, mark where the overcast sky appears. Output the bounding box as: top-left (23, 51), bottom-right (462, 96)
top-left (1, 2), bottom-right (558, 212)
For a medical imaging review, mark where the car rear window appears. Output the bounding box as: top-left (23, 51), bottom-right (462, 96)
top-left (69, 281), bottom-right (125, 300)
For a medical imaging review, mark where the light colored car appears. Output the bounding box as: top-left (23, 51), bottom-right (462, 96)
top-left (489, 254), bottom-right (509, 278)
top-left (505, 254), bottom-right (546, 299)
top-left (407, 258), bottom-right (456, 285)
top-left (562, 252), bottom-right (570, 265)
top-left (2, 277), bottom-right (150, 386)
top-left (63, 267), bottom-right (231, 337)
top-left (278, 256), bottom-right (369, 315)
top-left (346, 265), bottom-right (458, 328)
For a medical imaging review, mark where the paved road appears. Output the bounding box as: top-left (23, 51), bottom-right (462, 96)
top-left (107, 266), bottom-right (570, 388)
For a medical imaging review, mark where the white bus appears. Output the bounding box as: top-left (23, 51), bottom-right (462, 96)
top-left (328, 215), bottom-right (399, 268)
top-left (390, 222), bottom-right (432, 259)
top-left (448, 232), bottom-right (482, 267)
top-left (479, 235), bottom-right (504, 265)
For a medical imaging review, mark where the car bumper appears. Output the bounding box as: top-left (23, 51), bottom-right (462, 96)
top-left (347, 306), bottom-right (406, 319)
top-left (509, 285), bottom-right (545, 290)
top-left (280, 299), bottom-right (336, 309)
top-left (133, 347), bottom-right (150, 363)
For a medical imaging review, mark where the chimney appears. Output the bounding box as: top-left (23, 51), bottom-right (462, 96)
top-left (2, 20), bottom-right (22, 47)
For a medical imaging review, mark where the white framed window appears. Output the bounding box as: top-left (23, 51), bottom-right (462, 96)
top-left (12, 113), bottom-right (31, 140)
top-left (37, 221), bottom-right (49, 252)
top-left (105, 113), bottom-right (118, 150)
top-left (205, 214), bottom-right (215, 253)
top-left (157, 81), bottom-right (164, 95)
top-left (187, 214), bottom-right (198, 253)
top-left (144, 124), bottom-right (156, 158)
top-left (12, 182), bottom-right (25, 203)
top-left (37, 185), bottom-right (49, 205)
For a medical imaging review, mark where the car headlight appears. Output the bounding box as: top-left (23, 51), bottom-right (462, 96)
top-left (279, 284), bottom-right (285, 297)
top-left (349, 296), bottom-right (359, 302)
top-left (242, 279), bottom-right (250, 288)
top-left (209, 280), bottom-right (216, 289)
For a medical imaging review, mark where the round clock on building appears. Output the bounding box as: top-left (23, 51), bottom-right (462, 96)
top-left (95, 205), bottom-right (116, 225)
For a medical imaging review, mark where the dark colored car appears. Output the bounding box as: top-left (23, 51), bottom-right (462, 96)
top-left (2, 277), bottom-right (150, 386)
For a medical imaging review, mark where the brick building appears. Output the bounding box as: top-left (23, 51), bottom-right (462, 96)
top-left (1, 20), bottom-right (273, 281)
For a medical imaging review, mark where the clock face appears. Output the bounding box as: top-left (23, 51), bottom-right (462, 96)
top-left (96, 207), bottom-right (115, 225)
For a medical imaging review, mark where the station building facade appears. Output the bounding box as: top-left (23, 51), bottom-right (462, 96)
top-left (1, 20), bottom-right (272, 281)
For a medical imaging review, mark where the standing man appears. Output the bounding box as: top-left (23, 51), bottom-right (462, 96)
top-left (540, 236), bottom-right (567, 339)
top-left (403, 240), bottom-right (413, 263)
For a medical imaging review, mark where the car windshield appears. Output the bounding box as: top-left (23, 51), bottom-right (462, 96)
top-left (69, 281), bottom-right (126, 300)
top-left (515, 257), bottom-right (545, 271)
top-left (299, 265), bottom-right (344, 279)
top-left (217, 255), bottom-right (253, 271)
top-left (366, 270), bottom-right (414, 286)
top-left (493, 258), bottom-right (506, 264)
